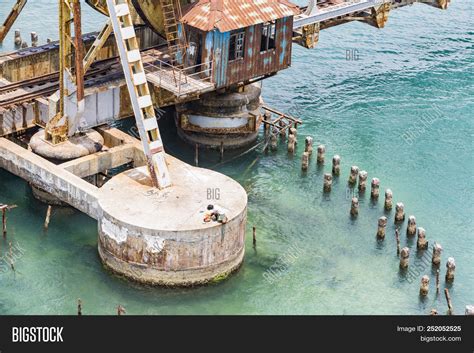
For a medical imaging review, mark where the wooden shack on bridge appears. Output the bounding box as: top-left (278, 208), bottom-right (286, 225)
top-left (180, 0), bottom-right (300, 89)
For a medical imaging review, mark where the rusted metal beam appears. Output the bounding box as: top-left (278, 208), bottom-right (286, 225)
top-left (0, 0), bottom-right (28, 43)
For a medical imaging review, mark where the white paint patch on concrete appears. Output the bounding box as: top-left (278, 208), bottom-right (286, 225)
top-left (144, 234), bottom-right (165, 254)
top-left (101, 218), bottom-right (128, 244)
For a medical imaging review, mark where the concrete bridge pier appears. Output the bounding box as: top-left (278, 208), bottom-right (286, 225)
top-left (176, 84), bottom-right (263, 149)
top-left (0, 127), bottom-right (248, 286)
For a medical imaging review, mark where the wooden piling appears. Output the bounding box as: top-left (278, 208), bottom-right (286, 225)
top-left (317, 145), bottom-right (325, 164)
top-left (195, 144), bottom-right (199, 167)
top-left (9, 241), bottom-right (15, 272)
top-left (350, 197), bottom-right (359, 217)
top-left (44, 205), bottom-right (52, 230)
top-left (301, 152), bottom-right (309, 171)
top-left (323, 173), bottom-right (333, 192)
top-left (444, 288), bottom-right (453, 315)
top-left (77, 299), bottom-right (82, 316)
top-left (2, 207), bottom-right (6, 237)
top-left (395, 228), bottom-right (400, 256)
top-left (117, 305), bottom-right (126, 315)
top-left (252, 226), bottom-right (256, 248)
top-left (436, 269), bottom-right (440, 294)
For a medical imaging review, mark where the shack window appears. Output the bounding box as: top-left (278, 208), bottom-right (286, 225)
top-left (261, 21), bottom-right (276, 52)
top-left (229, 30), bottom-right (245, 61)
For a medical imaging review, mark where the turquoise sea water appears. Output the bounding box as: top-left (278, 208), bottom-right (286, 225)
top-left (0, 1), bottom-right (472, 314)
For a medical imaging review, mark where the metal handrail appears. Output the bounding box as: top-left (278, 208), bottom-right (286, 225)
top-left (144, 54), bottom-right (214, 97)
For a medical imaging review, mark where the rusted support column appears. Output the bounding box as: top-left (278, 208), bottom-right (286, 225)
top-left (301, 152), bottom-right (309, 171)
top-left (0, 0), bottom-right (28, 43)
top-left (323, 173), bottom-right (332, 192)
top-left (445, 257), bottom-right (455, 282)
top-left (384, 189), bottom-right (393, 210)
top-left (406, 215), bottom-right (416, 236)
top-left (305, 137), bottom-right (313, 155)
top-left (317, 145), bottom-right (325, 164)
top-left (350, 197), bottom-right (359, 217)
top-left (358, 170), bottom-right (368, 192)
top-left (444, 288), bottom-right (453, 315)
top-left (348, 166), bottom-right (359, 185)
top-left (417, 227), bottom-right (428, 250)
top-left (287, 134), bottom-right (296, 153)
top-left (376, 216), bottom-right (388, 239)
top-left (332, 155), bottom-right (341, 176)
top-left (395, 202), bottom-right (405, 222)
top-left (419, 275), bottom-right (430, 296)
top-left (400, 247), bottom-right (410, 269)
top-left (370, 178), bottom-right (380, 199)
top-left (432, 242), bottom-right (443, 266)
top-left (77, 299), bottom-right (82, 316)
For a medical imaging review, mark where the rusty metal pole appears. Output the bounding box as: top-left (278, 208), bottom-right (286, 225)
top-left (2, 207), bottom-right (6, 237)
top-left (252, 226), bottom-right (256, 248)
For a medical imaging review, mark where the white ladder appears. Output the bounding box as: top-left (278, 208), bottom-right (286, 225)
top-left (106, 0), bottom-right (171, 189)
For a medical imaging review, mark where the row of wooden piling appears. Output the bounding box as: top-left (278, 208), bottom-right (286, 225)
top-left (264, 125), bottom-right (468, 315)
top-left (77, 299), bottom-right (126, 315)
top-left (12, 29), bottom-right (50, 48)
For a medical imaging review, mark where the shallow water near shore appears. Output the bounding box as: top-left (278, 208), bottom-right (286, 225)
top-left (0, 0), bottom-right (472, 314)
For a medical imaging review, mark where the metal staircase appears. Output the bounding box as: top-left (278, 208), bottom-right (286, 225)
top-left (159, 0), bottom-right (188, 67)
top-left (106, 0), bottom-right (171, 189)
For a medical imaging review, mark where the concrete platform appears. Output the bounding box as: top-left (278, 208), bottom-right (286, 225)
top-left (98, 160), bottom-right (247, 286)
top-left (0, 127), bottom-right (248, 286)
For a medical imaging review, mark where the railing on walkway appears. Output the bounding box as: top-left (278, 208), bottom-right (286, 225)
top-left (144, 54), bottom-right (215, 98)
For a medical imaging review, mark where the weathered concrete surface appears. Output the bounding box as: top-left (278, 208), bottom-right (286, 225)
top-left (0, 137), bottom-right (100, 218)
top-left (30, 129), bottom-right (104, 161)
top-left (98, 159), bottom-right (248, 286)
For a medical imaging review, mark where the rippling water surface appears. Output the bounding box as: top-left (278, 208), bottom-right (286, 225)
top-left (0, 0), bottom-right (472, 314)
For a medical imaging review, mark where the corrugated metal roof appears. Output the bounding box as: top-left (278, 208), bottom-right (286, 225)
top-left (181, 0), bottom-right (301, 32)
